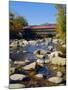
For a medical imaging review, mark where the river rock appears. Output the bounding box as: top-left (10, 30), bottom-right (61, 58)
top-left (36, 59), bottom-right (44, 66)
top-left (51, 56), bottom-right (66, 66)
top-left (23, 40), bottom-right (28, 45)
top-left (34, 74), bottom-right (43, 79)
top-left (34, 49), bottom-right (46, 59)
top-left (10, 41), bottom-right (17, 49)
top-left (14, 61), bottom-right (26, 65)
top-left (10, 74), bottom-right (26, 81)
top-left (23, 62), bottom-right (36, 70)
top-left (57, 71), bottom-right (62, 77)
top-left (48, 76), bottom-right (62, 84)
top-left (9, 84), bottom-right (25, 89)
top-left (53, 39), bottom-right (58, 44)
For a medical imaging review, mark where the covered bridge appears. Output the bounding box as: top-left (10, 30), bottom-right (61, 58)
top-left (21, 24), bottom-right (56, 39)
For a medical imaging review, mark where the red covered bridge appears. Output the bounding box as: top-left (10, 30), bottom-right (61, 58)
top-left (22, 24), bottom-right (56, 39)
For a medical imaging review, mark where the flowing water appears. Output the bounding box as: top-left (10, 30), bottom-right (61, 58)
top-left (10, 40), bottom-right (56, 61)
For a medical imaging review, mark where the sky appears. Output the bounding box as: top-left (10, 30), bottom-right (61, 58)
top-left (9, 1), bottom-right (58, 25)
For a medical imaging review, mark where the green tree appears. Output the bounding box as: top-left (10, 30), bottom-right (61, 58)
top-left (56, 4), bottom-right (66, 41)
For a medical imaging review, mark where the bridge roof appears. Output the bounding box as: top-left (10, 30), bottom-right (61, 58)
top-left (23, 24), bottom-right (56, 29)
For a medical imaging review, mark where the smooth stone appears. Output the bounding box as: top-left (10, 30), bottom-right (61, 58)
top-left (57, 71), bottom-right (62, 77)
top-left (10, 74), bottom-right (26, 81)
top-left (36, 59), bottom-right (44, 66)
top-left (23, 62), bottom-right (36, 70)
top-left (14, 61), bottom-right (26, 65)
top-left (48, 76), bottom-right (62, 84)
top-left (22, 40), bottom-right (28, 45)
top-left (34, 74), bottom-right (43, 79)
top-left (51, 56), bottom-right (66, 66)
top-left (9, 84), bottom-right (25, 89)
top-left (34, 49), bottom-right (46, 59)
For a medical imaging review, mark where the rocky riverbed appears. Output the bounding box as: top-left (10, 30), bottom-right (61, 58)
top-left (9, 38), bottom-right (66, 88)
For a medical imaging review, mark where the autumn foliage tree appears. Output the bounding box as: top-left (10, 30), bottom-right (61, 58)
top-left (12, 16), bottom-right (28, 32)
top-left (9, 12), bottom-right (28, 39)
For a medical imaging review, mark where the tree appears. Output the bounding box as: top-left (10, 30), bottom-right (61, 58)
top-left (9, 12), bottom-right (28, 39)
top-left (56, 4), bottom-right (66, 41)
top-left (12, 16), bottom-right (28, 32)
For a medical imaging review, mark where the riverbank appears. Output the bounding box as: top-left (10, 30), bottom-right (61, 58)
top-left (9, 38), bottom-right (66, 88)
